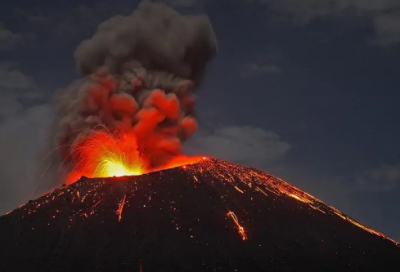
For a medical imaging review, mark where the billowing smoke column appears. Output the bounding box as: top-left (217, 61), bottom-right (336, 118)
top-left (53, 1), bottom-right (217, 178)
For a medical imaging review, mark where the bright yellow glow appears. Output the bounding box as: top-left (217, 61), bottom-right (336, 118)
top-left (94, 155), bottom-right (145, 177)
top-left (65, 130), bottom-right (207, 184)
top-left (67, 130), bottom-right (147, 182)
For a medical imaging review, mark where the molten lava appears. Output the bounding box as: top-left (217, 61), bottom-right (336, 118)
top-left (65, 130), bottom-right (146, 184)
top-left (227, 211), bottom-right (247, 241)
top-left (65, 130), bottom-right (205, 185)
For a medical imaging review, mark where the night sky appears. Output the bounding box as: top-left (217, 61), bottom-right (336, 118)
top-left (0, 0), bottom-right (399, 240)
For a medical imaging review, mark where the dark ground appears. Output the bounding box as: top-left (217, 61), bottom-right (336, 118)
top-left (0, 158), bottom-right (399, 272)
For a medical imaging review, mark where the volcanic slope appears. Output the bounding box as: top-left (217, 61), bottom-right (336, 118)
top-left (0, 158), bottom-right (399, 272)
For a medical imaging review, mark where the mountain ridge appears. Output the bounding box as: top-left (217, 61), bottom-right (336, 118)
top-left (0, 158), bottom-right (399, 271)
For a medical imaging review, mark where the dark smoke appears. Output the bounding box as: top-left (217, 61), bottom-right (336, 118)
top-left (52, 0), bottom-right (217, 171)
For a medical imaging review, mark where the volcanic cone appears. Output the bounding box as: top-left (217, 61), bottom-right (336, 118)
top-left (1, 158), bottom-right (399, 271)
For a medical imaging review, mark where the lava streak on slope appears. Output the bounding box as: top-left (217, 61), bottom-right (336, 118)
top-left (227, 211), bottom-right (247, 241)
top-left (1, 158), bottom-right (399, 271)
top-left (117, 194), bottom-right (127, 222)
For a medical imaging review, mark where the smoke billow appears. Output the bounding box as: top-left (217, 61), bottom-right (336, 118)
top-left (52, 1), bottom-right (217, 174)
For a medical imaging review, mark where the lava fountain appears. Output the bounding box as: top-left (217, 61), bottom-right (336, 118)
top-left (65, 130), bottom-right (146, 184)
top-left (65, 129), bottom-right (206, 184)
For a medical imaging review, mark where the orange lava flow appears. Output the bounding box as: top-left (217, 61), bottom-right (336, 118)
top-left (65, 130), bottom-right (206, 185)
top-left (186, 160), bottom-right (399, 246)
top-left (157, 155), bottom-right (208, 172)
top-left (116, 194), bottom-right (127, 222)
top-left (227, 211), bottom-right (247, 241)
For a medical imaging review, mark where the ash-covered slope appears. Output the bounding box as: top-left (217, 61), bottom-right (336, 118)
top-left (0, 158), bottom-right (399, 272)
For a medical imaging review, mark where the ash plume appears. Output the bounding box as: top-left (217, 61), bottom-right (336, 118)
top-left (52, 1), bottom-right (217, 174)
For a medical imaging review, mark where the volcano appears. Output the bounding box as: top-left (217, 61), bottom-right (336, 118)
top-left (0, 158), bottom-right (399, 272)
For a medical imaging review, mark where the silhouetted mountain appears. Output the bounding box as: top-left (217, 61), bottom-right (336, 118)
top-left (0, 158), bottom-right (399, 271)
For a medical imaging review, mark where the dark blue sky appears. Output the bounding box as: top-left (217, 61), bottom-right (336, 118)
top-left (0, 0), bottom-right (399, 240)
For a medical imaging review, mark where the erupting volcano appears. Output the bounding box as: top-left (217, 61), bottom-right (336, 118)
top-left (2, 1), bottom-right (399, 271)
top-left (1, 158), bottom-right (400, 271)
top-left (45, 0), bottom-right (217, 185)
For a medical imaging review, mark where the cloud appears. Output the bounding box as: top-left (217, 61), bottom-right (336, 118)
top-left (17, 1), bottom-right (207, 41)
top-left (0, 23), bottom-right (35, 51)
top-left (356, 163), bottom-right (400, 192)
top-left (157, 0), bottom-right (201, 8)
top-left (0, 23), bottom-right (22, 50)
top-left (270, 0), bottom-right (399, 22)
top-left (252, 0), bottom-right (400, 46)
top-left (0, 62), bottom-right (53, 213)
top-left (372, 11), bottom-right (400, 46)
top-left (240, 63), bottom-right (282, 77)
top-left (184, 124), bottom-right (356, 213)
top-left (185, 125), bottom-right (291, 168)
top-left (0, 104), bottom-right (53, 214)
top-left (0, 62), bottom-right (35, 89)
top-left (16, 3), bottom-right (131, 40)
top-left (0, 62), bottom-right (39, 119)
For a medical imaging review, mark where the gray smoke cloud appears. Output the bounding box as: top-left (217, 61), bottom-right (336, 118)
top-left (75, 0), bottom-right (216, 83)
top-left (51, 0), bottom-right (217, 178)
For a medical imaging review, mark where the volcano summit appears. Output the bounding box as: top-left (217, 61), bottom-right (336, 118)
top-left (1, 158), bottom-right (399, 272)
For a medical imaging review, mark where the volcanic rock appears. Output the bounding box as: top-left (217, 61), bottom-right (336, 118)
top-left (0, 158), bottom-right (399, 271)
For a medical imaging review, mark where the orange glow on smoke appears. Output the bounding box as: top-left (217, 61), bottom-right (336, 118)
top-left (65, 130), bottom-right (206, 185)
